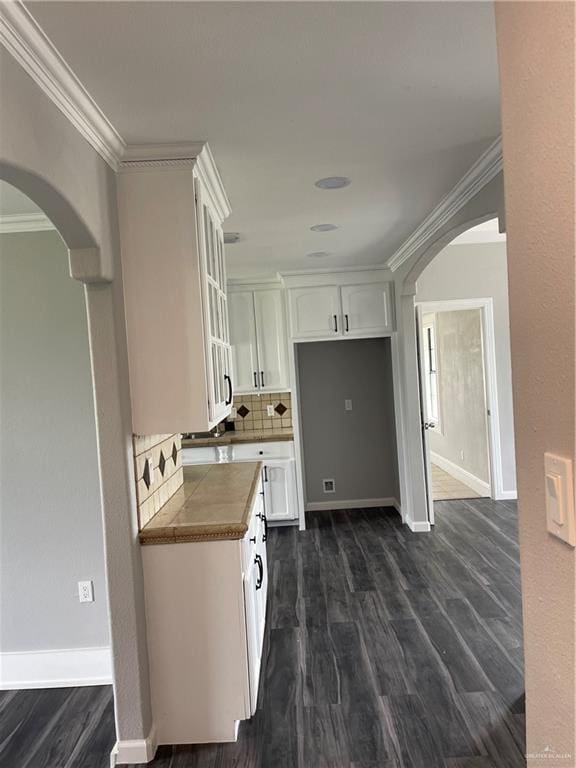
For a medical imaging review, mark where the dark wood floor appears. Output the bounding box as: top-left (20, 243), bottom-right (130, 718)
top-left (0, 499), bottom-right (525, 768)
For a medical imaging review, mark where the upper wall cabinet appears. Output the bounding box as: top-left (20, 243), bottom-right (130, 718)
top-left (228, 285), bottom-right (289, 393)
top-left (284, 272), bottom-right (395, 341)
top-left (118, 143), bottom-right (232, 435)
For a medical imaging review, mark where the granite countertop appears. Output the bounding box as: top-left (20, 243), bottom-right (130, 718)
top-left (181, 427), bottom-right (294, 448)
top-left (139, 462), bottom-right (262, 545)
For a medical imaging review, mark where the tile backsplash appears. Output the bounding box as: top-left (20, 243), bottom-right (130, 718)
top-left (133, 433), bottom-right (183, 529)
top-left (232, 392), bottom-right (292, 432)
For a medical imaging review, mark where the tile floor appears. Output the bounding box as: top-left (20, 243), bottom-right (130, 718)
top-left (431, 463), bottom-right (482, 501)
top-left (0, 499), bottom-right (524, 768)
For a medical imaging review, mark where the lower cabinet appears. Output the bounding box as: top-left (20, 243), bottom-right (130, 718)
top-left (141, 477), bottom-right (267, 745)
top-left (181, 441), bottom-right (299, 523)
top-left (263, 459), bottom-right (297, 522)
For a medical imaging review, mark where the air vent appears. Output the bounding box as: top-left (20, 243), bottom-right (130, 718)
top-left (323, 479), bottom-right (336, 494)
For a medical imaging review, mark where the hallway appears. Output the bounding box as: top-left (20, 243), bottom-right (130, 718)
top-left (0, 499), bottom-right (524, 768)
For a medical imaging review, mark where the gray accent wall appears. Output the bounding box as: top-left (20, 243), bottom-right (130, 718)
top-left (0, 230), bottom-right (109, 652)
top-left (416, 241), bottom-right (517, 494)
top-left (427, 309), bottom-right (490, 484)
top-left (296, 338), bottom-right (399, 505)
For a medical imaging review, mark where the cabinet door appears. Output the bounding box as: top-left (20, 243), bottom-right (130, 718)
top-left (253, 290), bottom-right (289, 391)
top-left (209, 341), bottom-right (233, 424)
top-left (340, 282), bottom-right (393, 337)
top-left (288, 286), bottom-right (340, 340)
top-left (263, 460), bottom-right (297, 521)
top-left (243, 555), bottom-right (262, 715)
top-left (229, 292), bottom-right (259, 393)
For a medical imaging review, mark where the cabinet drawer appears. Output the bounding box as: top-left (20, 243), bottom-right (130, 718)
top-left (232, 441), bottom-right (294, 462)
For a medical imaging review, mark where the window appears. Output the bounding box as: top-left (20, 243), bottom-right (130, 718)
top-left (423, 320), bottom-right (441, 431)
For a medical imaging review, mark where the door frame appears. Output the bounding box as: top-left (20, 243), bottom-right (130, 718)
top-left (415, 298), bottom-right (504, 512)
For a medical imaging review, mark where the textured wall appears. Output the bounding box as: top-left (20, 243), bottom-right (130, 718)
top-left (297, 338), bottom-right (399, 505)
top-left (0, 230), bottom-right (108, 651)
top-left (496, 3), bottom-right (576, 764)
top-left (417, 241), bottom-right (516, 494)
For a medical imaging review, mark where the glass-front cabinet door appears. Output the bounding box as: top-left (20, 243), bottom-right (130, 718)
top-left (196, 182), bottom-right (233, 424)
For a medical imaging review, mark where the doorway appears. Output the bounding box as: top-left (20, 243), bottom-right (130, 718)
top-left (0, 181), bottom-right (115, 764)
top-left (417, 300), bottom-right (497, 515)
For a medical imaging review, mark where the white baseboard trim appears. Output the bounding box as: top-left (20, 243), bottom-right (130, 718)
top-left (110, 725), bottom-right (157, 766)
top-left (497, 489), bottom-right (518, 501)
top-left (0, 646), bottom-right (112, 690)
top-left (430, 452), bottom-right (491, 497)
top-left (406, 518), bottom-right (431, 533)
top-left (306, 497), bottom-right (401, 513)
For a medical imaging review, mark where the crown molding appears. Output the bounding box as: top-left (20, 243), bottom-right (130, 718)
top-left (0, 1), bottom-right (125, 170)
top-left (0, 212), bottom-right (55, 234)
top-left (386, 135), bottom-right (503, 272)
top-left (120, 142), bottom-right (231, 221)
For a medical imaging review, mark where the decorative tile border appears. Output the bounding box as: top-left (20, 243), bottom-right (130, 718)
top-left (232, 392), bottom-right (292, 432)
top-left (133, 434), bottom-right (183, 529)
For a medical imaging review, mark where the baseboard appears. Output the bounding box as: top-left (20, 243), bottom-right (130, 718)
top-left (430, 452), bottom-right (491, 497)
top-left (110, 724), bottom-right (157, 766)
top-left (0, 646), bottom-right (112, 690)
top-left (406, 518), bottom-right (431, 533)
top-left (305, 497), bottom-right (401, 513)
top-left (497, 489), bottom-right (518, 501)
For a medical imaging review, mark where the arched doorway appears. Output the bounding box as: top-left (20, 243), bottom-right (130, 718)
top-left (0, 179), bottom-right (115, 760)
top-left (0, 162), bottom-right (153, 765)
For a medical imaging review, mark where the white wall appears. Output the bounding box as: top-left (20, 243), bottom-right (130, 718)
top-left (0, 230), bottom-right (108, 651)
top-left (296, 337), bottom-right (399, 505)
top-left (416, 240), bottom-right (517, 495)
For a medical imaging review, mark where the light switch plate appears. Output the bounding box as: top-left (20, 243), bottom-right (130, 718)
top-left (545, 453), bottom-right (575, 546)
top-left (345, 399), bottom-right (353, 411)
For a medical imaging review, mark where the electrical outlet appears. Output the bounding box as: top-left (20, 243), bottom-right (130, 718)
top-left (267, 405), bottom-right (275, 417)
top-left (78, 580), bottom-right (94, 603)
top-left (460, 450), bottom-right (465, 461)
top-left (345, 399), bottom-right (353, 411)
top-left (323, 479), bottom-right (336, 494)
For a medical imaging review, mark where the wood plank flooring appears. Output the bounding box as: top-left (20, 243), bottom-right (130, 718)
top-left (0, 499), bottom-right (525, 768)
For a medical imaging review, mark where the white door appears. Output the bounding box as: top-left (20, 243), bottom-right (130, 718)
top-left (263, 460), bottom-right (297, 521)
top-left (254, 289), bottom-right (289, 391)
top-left (229, 292), bottom-right (260, 393)
top-left (340, 282), bottom-right (393, 337)
top-left (288, 286), bottom-right (341, 339)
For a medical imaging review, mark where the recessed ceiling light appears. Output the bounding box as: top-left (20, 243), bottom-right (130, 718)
top-left (307, 251), bottom-right (330, 259)
top-left (315, 176), bottom-right (351, 190)
top-left (310, 223), bottom-right (338, 232)
top-left (224, 232), bottom-right (241, 244)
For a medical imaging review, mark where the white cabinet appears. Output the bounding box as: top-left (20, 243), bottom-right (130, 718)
top-left (287, 285), bottom-right (340, 339)
top-left (340, 281), bottom-right (392, 337)
top-left (263, 459), bottom-right (297, 522)
top-left (228, 291), bottom-right (259, 392)
top-left (285, 273), bottom-right (394, 341)
top-left (142, 473), bottom-right (267, 744)
top-left (118, 143), bottom-right (232, 434)
top-left (229, 287), bottom-right (289, 393)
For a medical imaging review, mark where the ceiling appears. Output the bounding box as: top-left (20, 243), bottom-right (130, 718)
top-left (26, 1), bottom-right (501, 277)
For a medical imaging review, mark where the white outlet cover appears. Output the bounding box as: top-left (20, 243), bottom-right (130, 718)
top-left (267, 405), bottom-right (275, 417)
top-left (345, 399), bottom-right (353, 411)
top-left (78, 580), bottom-right (94, 603)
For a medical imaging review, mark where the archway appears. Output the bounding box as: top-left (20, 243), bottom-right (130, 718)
top-left (0, 162), bottom-right (154, 764)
